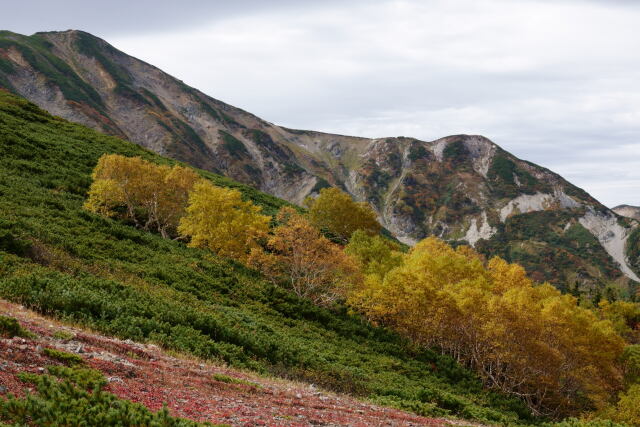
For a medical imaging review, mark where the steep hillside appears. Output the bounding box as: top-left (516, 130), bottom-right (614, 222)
top-left (0, 91), bottom-right (532, 424)
top-left (0, 30), bottom-right (638, 294)
top-left (614, 205), bottom-right (640, 221)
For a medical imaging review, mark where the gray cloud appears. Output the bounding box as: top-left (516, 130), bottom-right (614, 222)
top-left (2, 0), bottom-right (354, 37)
top-left (2, 0), bottom-right (640, 207)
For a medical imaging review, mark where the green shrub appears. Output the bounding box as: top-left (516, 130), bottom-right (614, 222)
top-left (212, 373), bottom-right (260, 388)
top-left (42, 348), bottom-right (85, 366)
top-left (0, 315), bottom-right (36, 339)
top-left (219, 130), bottom-right (248, 159)
top-left (46, 365), bottom-right (107, 390)
top-left (52, 329), bottom-right (76, 340)
top-left (542, 418), bottom-right (626, 427)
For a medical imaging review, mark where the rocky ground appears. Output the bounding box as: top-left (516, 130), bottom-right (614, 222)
top-left (0, 299), bottom-right (456, 426)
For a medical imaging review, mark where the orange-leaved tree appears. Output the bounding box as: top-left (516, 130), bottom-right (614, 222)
top-left (248, 207), bottom-right (360, 305)
top-left (178, 180), bottom-right (270, 260)
top-left (306, 187), bottom-right (380, 243)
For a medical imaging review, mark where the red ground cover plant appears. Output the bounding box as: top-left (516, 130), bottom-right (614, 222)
top-left (0, 300), bottom-right (449, 426)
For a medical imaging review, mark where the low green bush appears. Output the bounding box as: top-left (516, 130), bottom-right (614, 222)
top-left (0, 315), bottom-right (36, 339)
top-left (42, 348), bottom-right (84, 366)
top-left (212, 373), bottom-right (260, 388)
top-left (1, 365), bottom-right (221, 426)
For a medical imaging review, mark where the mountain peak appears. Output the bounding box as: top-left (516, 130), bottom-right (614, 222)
top-left (33, 29), bottom-right (94, 38)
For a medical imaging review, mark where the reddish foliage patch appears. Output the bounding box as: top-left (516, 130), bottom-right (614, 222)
top-left (0, 300), bottom-right (448, 426)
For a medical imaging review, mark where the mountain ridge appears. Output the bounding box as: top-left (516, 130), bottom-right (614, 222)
top-left (613, 204), bottom-right (640, 221)
top-left (0, 29), bottom-right (638, 295)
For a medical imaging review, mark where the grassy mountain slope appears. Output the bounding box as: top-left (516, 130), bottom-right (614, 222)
top-left (0, 30), bottom-right (638, 296)
top-left (0, 91), bottom-right (534, 424)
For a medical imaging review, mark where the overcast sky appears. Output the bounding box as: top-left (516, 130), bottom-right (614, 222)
top-left (5, 0), bottom-right (640, 207)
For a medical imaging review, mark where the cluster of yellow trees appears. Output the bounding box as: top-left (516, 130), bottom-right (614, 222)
top-left (85, 154), bottom-right (640, 421)
top-left (84, 155), bottom-right (200, 238)
top-left (346, 235), bottom-right (627, 417)
top-left (85, 155), bottom-right (370, 303)
top-left (85, 154), bottom-right (272, 258)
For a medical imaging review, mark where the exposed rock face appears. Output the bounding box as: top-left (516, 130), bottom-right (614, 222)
top-left (579, 209), bottom-right (640, 282)
top-left (613, 205), bottom-right (640, 221)
top-left (0, 29), bottom-right (638, 292)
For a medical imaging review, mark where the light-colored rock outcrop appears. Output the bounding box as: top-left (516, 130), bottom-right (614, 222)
top-left (499, 189), bottom-right (581, 222)
top-left (613, 205), bottom-right (640, 221)
top-left (465, 212), bottom-right (497, 246)
top-left (579, 209), bottom-right (640, 282)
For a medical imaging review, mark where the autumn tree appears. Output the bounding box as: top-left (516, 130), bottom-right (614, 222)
top-left (347, 236), bottom-right (625, 417)
top-left (306, 187), bottom-right (381, 243)
top-left (599, 300), bottom-right (640, 343)
top-left (345, 230), bottom-right (404, 281)
top-left (621, 344), bottom-right (640, 386)
top-left (84, 154), bottom-right (200, 238)
top-left (248, 207), bottom-right (360, 305)
top-left (597, 344), bottom-right (640, 425)
top-left (178, 180), bottom-right (270, 260)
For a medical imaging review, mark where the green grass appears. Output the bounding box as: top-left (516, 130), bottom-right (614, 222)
top-left (0, 90), bottom-right (534, 424)
top-left (219, 130), bottom-right (249, 159)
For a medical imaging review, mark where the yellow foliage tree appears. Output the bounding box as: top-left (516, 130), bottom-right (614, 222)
top-left (84, 154), bottom-right (200, 238)
top-left (599, 300), bottom-right (640, 343)
top-left (348, 236), bottom-right (625, 417)
top-left (345, 230), bottom-right (404, 281)
top-left (599, 384), bottom-right (640, 425)
top-left (154, 166), bottom-right (201, 238)
top-left (248, 207), bottom-right (360, 305)
top-left (306, 187), bottom-right (381, 243)
top-left (178, 180), bottom-right (270, 260)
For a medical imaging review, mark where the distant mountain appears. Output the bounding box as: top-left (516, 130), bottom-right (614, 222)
top-left (0, 29), bottom-right (638, 295)
top-left (613, 205), bottom-right (640, 221)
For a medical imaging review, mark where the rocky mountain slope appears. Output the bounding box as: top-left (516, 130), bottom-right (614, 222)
top-left (614, 205), bottom-right (640, 221)
top-left (0, 29), bottom-right (638, 295)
